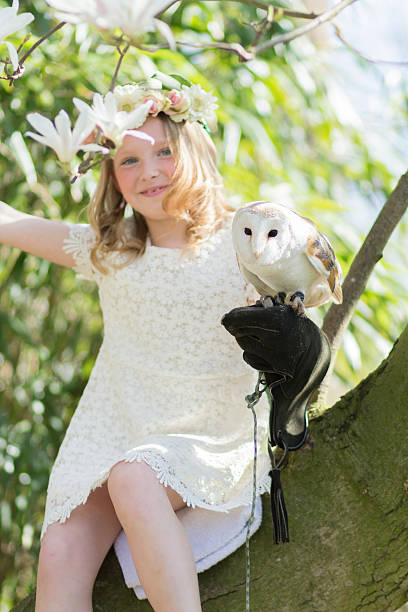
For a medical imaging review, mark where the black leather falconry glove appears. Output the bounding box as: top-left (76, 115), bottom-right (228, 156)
top-left (221, 302), bottom-right (331, 543)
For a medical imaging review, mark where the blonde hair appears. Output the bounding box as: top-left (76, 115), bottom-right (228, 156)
top-left (88, 114), bottom-right (231, 273)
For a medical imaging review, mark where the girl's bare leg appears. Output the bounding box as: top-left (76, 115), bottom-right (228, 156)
top-left (107, 461), bottom-right (202, 612)
top-left (35, 483), bottom-right (122, 612)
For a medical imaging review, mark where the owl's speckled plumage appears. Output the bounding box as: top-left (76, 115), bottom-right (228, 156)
top-left (232, 201), bottom-right (343, 311)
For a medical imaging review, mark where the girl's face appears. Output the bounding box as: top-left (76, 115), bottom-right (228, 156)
top-left (113, 117), bottom-right (176, 222)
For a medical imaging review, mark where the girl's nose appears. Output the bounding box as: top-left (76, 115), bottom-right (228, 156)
top-left (141, 161), bottom-right (159, 180)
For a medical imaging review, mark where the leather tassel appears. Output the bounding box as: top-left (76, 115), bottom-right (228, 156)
top-left (269, 467), bottom-right (289, 544)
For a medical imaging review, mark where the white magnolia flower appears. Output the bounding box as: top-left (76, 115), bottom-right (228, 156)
top-left (26, 110), bottom-right (106, 164)
top-left (46, 0), bottom-right (173, 39)
top-left (0, 0), bottom-right (34, 71)
top-left (73, 92), bottom-right (154, 147)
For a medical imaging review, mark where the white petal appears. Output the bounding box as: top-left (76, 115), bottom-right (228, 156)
top-left (5, 41), bottom-right (18, 72)
top-left (26, 112), bottom-right (56, 137)
top-left (122, 129), bottom-right (154, 143)
top-left (46, 0), bottom-right (84, 9)
top-left (154, 18), bottom-right (176, 51)
top-left (0, 11), bottom-right (34, 41)
top-left (80, 143), bottom-right (109, 154)
top-left (45, 0), bottom-right (96, 24)
top-left (72, 112), bottom-right (96, 147)
top-left (92, 93), bottom-right (111, 121)
top-left (73, 97), bottom-right (92, 115)
top-left (153, 71), bottom-right (180, 90)
top-left (54, 110), bottom-right (73, 160)
top-left (26, 112), bottom-right (62, 154)
top-left (104, 92), bottom-right (118, 117)
top-left (11, 12), bottom-right (35, 32)
top-left (55, 109), bottom-right (72, 137)
top-left (25, 131), bottom-right (48, 147)
top-left (151, 0), bottom-right (174, 12)
top-left (119, 100), bottom-right (153, 130)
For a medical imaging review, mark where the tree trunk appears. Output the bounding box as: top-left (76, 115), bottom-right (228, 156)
top-left (13, 326), bottom-right (408, 611)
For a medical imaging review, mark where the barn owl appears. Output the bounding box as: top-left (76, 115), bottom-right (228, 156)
top-left (232, 201), bottom-right (343, 315)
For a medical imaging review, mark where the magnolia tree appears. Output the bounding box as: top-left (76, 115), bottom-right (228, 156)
top-left (1, 0), bottom-right (408, 609)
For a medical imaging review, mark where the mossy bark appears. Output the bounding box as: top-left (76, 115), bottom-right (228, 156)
top-left (13, 326), bottom-right (408, 612)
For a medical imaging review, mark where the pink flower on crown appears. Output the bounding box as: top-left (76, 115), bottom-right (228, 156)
top-left (166, 89), bottom-right (189, 114)
top-left (142, 91), bottom-right (169, 117)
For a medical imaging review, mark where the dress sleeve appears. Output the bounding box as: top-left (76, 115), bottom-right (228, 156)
top-left (62, 223), bottom-right (99, 282)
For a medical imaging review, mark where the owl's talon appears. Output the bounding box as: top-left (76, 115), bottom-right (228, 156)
top-left (290, 292), bottom-right (306, 316)
top-left (272, 292), bottom-right (286, 306)
top-left (260, 294), bottom-right (275, 308)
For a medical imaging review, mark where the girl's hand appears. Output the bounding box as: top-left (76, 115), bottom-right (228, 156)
top-left (0, 200), bottom-right (77, 268)
top-left (221, 303), bottom-right (331, 450)
top-left (221, 302), bottom-right (314, 375)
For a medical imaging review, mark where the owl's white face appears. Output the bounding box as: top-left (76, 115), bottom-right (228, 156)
top-left (232, 202), bottom-right (293, 266)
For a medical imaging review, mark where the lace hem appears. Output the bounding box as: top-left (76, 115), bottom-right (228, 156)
top-left (41, 449), bottom-right (271, 539)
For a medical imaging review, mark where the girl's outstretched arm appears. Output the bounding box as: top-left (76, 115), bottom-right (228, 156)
top-left (0, 201), bottom-right (76, 268)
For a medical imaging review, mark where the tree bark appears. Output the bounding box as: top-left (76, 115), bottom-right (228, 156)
top-left (319, 170), bottom-right (408, 404)
top-left (13, 326), bottom-right (408, 611)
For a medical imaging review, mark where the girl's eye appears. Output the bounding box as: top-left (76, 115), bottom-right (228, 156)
top-left (122, 157), bottom-right (138, 166)
top-left (159, 148), bottom-right (172, 157)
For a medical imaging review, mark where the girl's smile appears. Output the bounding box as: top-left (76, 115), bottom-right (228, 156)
top-left (139, 184), bottom-right (169, 197)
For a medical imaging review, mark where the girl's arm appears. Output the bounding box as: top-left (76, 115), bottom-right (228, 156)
top-left (0, 201), bottom-right (76, 268)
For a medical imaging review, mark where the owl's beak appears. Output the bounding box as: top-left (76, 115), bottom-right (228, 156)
top-left (253, 236), bottom-right (267, 260)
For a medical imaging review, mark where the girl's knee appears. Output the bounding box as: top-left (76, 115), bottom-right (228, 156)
top-left (107, 460), bottom-right (161, 512)
top-left (37, 525), bottom-right (97, 607)
top-left (38, 525), bottom-right (79, 577)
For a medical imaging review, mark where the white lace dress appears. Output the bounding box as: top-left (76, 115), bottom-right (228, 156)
top-left (42, 218), bottom-right (271, 598)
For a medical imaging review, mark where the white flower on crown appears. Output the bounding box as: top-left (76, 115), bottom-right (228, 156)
top-left (25, 110), bottom-right (107, 164)
top-left (45, 0), bottom-right (172, 38)
top-left (183, 84), bottom-right (218, 132)
top-left (0, 0), bottom-right (34, 72)
top-left (113, 85), bottom-right (147, 112)
top-left (73, 91), bottom-right (154, 147)
top-left (112, 80), bottom-right (218, 131)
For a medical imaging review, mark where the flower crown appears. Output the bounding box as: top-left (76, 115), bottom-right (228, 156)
top-left (113, 75), bottom-right (218, 133)
top-left (25, 74), bottom-right (218, 175)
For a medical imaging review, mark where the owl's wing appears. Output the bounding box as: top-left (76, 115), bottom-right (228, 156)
top-left (306, 231), bottom-right (343, 304)
top-left (237, 258), bottom-right (276, 297)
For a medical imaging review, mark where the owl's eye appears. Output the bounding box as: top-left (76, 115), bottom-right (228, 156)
top-left (244, 227), bottom-right (252, 236)
top-left (268, 229), bottom-right (278, 238)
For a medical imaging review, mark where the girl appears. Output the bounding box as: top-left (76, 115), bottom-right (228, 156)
top-left (0, 80), bottom-right (271, 611)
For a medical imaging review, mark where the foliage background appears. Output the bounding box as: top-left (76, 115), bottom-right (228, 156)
top-left (0, 0), bottom-right (407, 609)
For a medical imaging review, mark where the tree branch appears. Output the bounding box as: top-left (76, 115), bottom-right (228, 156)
top-left (254, 0), bottom-right (357, 54)
top-left (139, 0), bottom-right (357, 61)
top-left (178, 39), bottom-right (254, 61)
top-left (134, 38), bottom-right (254, 61)
top-left (1, 21), bottom-right (67, 84)
top-left (183, 0), bottom-right (320, 20)
top-left (334, 23), bottom-right (408, 66)
top-left (109, 42), bottom-right (130, 92)
top-left (318, 169), bottom-right (408, 403)
top-left (19, 21), bottom-right (66, 66)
